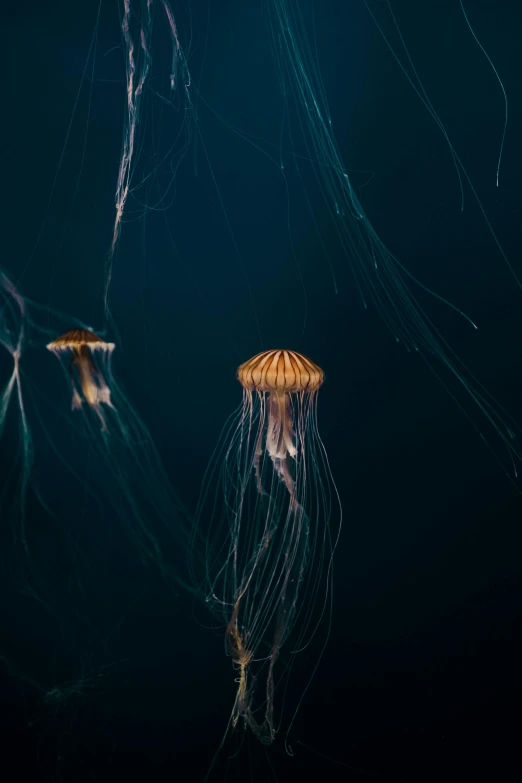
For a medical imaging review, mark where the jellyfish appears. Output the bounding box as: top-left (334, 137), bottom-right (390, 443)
top-left (46, 329), bottom-right (115, 431)
top-left (193, 349), bottom-right (341, 745)
top-left (43, 322), bottom-right (196, 580)
top-left (0, 267), bottom-right (194, 614)
top-left (238, 349), bottom-right (324, 501)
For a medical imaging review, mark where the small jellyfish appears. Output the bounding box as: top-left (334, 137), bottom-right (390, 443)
top-left (47, 329), bottom-right (115, 430)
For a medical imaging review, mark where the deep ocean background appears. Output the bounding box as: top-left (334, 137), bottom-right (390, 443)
top-left (2, 1), bottom-right (522, 780)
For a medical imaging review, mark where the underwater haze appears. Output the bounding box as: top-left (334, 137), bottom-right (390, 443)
top-left (2, 1), bottom-right (522, 781)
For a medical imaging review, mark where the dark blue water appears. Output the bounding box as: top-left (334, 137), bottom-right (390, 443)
top-left (2, 2), bottom-right (522, 780)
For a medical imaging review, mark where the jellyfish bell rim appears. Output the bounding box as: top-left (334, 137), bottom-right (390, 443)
top-left (237, 349), bottom-right (324, 393)
top-left (46, 342), bottom-right (116, 353)
top-left (46, 328), bottom-right (115, 354)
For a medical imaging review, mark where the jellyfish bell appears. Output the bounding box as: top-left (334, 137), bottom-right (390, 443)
top-left (47, 329), bottom-right (115, 430)
top-left (237, 349), bottom-right (324, 393)
top-left (193, 348), bottom-right (340, 746)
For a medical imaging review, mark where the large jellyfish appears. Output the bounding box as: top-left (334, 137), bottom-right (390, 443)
top-left (193, 349), bottom-right (341, 745)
